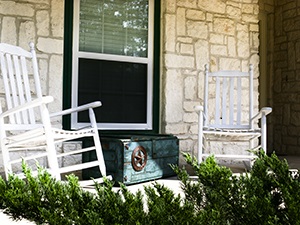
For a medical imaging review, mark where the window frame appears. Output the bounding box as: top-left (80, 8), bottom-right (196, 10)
top-left (63, 0), bottom-right (160, 134)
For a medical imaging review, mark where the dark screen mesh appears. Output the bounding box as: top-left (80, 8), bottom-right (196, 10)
top-left (78, 58), bottom-right (148, 123)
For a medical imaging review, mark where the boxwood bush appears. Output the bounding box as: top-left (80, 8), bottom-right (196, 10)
top-left (0, 151), bottom-right (300, 224)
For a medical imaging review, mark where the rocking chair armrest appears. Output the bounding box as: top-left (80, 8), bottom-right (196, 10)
top-left (194, 105), bottom-right (208, 120)
top-left (50, 101), bottom-right (102, 118)
top-left (0, 96), bottom-right (54, 119)
top-left (251, 107), bottom-right (272, 122)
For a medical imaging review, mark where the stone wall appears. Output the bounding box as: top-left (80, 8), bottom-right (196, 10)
top-left (272, 0), bottom-right (300, 155)
top-left (0, 0), bottom-right (64, 115)
top-left (161, 0), bottom-right (261, 164)
top-left (0, 0), bottom-right (262, 170)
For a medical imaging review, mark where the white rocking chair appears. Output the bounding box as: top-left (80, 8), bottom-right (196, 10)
top-left (0, 42), bottom-right (111, 186)
top-left (195, 64), bottom-right (272, 164)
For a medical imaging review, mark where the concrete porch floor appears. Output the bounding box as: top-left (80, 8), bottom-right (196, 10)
top-left (1, 155), bottom-right (300, 224)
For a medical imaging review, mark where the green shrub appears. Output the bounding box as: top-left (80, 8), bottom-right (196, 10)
top-left (0, 151), bottom-right (300, 224)
top-left (173, 151), bottom-right (300, 225)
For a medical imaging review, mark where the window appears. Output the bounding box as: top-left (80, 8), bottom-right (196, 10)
top-left (70, 0), bottom-right (157, 131)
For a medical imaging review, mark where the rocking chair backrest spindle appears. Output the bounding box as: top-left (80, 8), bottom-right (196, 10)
top-left (203, 64), bottom-right (254, 130)
top-left (0, 43), bottom-right (42, 128)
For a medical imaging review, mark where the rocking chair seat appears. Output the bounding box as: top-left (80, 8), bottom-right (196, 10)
top-left (203, 127), bottom-right (262, 142)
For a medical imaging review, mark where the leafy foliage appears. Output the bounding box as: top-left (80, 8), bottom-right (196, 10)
top-left (173, 151), bottom-right (300, 225)
top-left (0, 151), bottom-right (300, 224)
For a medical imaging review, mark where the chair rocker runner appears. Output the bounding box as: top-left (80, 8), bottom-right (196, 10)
top-left (0, 42), bottom-right (111, 186)
top-left (195, 64), bottom-right (272, 164)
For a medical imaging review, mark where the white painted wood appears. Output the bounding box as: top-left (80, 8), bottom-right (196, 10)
top-left (72, 0), bottom-right (154, 131)
top-left (222, 77), bottom-right (227, 125)
top-left (229, 77), bottom-right (234, 125)
top-left (195, 64), bottom-right (272, 164)
top-left (215, 77), bottom-right (220, 125)
top-left (237, 77), bottom-right (242, 125)
top-left (0, 43), bottom-right (109, 187)
top-left (249, 64), bottom-right (254, 126)
top-left (204, 64), bottom-right (209, 127)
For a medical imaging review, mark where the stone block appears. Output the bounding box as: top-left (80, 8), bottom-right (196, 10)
top-left (227, 36), bottom-right (236, 57)
top-left (177, 8), bottom-right (186, 36)
top-left (283, 104), bottom-right (290, 125)
top-left (242, 14), bottom-right (258, 23)
top-left (226, 5), bottom-right (241, 19)
top-left (287, 30), bottom-right (300, 41)
top-left (287, 126), bottom-right (300, 136)
top-left (179, 139), bottom-right (195, 152)
top-left (198, 0), bottom-right (226, 14)
top-left (250, 24), bottom-right (259, 32)
top-left (177, 0), bottom-right (197, 8)
top-left (165, 0), bottom-right (176, 13)
top-left (1, 17), bottom-right (17, 45)
top-left (0, 1), bottom-right (34, 17)
top-left (184, 76), bottom-right (197, 100)
top-left (213, 18), bottom-right (235, 35)
top-left (283, 19), bottom-right (296, 32)
top-left (165, 14), bottom-right (176, 52)
top-left (183, 101), bottom-right (200, 112)
top-left (211, 44), bottom-right (227, 56)
top-left (219, 58), bottom-right (241, 70)
top-left (180, 43), bottom-right (194, 55)
top-left (237, 41), bottom-right (250, 58)
top-left (187, 20), bottom-right (208, 38)
top-left (195, 40), bottom-right (209, 70)
top-left (37, 10), bottom-right (50, 36)
top-left (61, 142), bottom-right (83, 168)
top-left (165, 54), bottom-right (195, 68)
top-left (186, 9), bottom-right (205, 20)
top-left (291, 111), bottom-right (300, 126)
top-left (182, 69), bottom-right (197, 76)
top-left (49, 55), bottom-right (63, 113)
top-left (210, 33), bottom-right (224, 44)
top-left (164, 70), bottom-right (184, 123)
top-left (207, 13), bottom-right (213, 22)
top-left (242, 4), bottom-right (253, 14)
top-left (165, 123), bottom-right (188, 134)
top-left (183, 112), bottom-right (198, 123)
top-left (19, 21), bottom-right (36, 48)
top-left (37, 37), bottom-right (63, 54)
top-left (177, 37), bottom-right (193, 43)
top-left (189, 124), bottom-right (198, 135)
top-left (282, 9), bottom-right (296, 19)
top-left (251, 32), bottom-right (259, 49)
top-left (20, 0), bottom-right (49, 4)
top-left (50, 0), bottom-right (64, 37)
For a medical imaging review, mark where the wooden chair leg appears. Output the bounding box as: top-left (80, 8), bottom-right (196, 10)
top-left (197, 109), bottom-right (204, 163)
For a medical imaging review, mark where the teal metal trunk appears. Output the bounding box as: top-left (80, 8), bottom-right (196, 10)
top-left (83, 134), bottom-right (179, 185)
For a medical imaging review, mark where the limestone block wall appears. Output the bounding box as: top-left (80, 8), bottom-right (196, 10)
top-left (0, 0), bottom-right (263, 172)
top-left (0, 0), bottom-right (64, 116)
top-left (272, 0), bottom-right (300, 155)
top-left (161, 0), bottom-right (261, 164)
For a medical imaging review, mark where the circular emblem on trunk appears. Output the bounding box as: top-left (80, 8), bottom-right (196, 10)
top-left (131, 146), bottom-right (147, 171)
